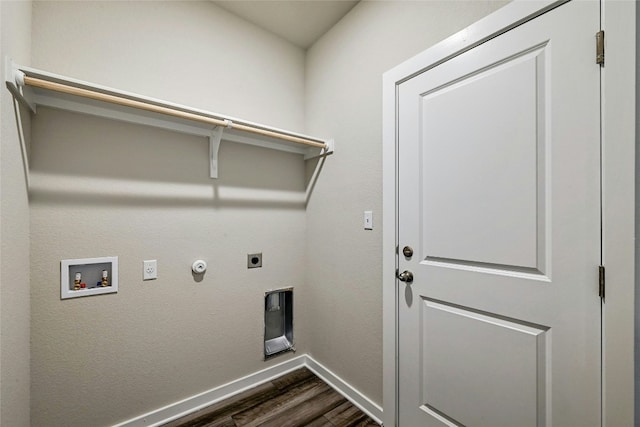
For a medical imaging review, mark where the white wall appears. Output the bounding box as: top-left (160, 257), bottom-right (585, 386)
top-left (304, 0), bottom-right (508, 405)
top-left (0, 1), bottom-right (32, 426)
top-left (29, 2), bottom-right (308, 425)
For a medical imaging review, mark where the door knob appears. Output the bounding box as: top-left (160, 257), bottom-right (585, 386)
top-left (398, 270), bottom-right (414, 283)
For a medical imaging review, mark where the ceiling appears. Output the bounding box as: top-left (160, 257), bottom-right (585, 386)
top-left (213, 1), bottom-right (360, 49)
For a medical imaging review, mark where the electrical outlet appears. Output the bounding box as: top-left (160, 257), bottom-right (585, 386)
top-left (143, 260), bottom-right (157, 280)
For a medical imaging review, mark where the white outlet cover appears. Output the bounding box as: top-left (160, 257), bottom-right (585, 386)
top-left (143, 260), bottom-right (157, 280)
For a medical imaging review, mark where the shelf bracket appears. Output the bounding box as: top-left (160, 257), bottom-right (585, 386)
top-left (209, 127), bottom-right (222, 179)
top-left (5, 58), bottom-right (36, 113)
top-left (209, 120), bottom-right (231, 179)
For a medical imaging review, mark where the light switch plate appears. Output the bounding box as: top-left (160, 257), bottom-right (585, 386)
top-left (364, 211), bottom-right (373, 230)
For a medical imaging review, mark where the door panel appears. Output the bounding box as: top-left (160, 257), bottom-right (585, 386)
top-left (398, 1), bottom-right (600, 426)
top-left (422, 299), bottom-right (548, 427)
top-left (422, 47), bottom-right (543, 270)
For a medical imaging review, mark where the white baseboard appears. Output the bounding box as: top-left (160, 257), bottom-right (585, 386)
top-left (113, 353), bottom-right (383, 427)
top-left (304, 355), bottom-right (383, 424)
top-left (113, 355), bottom-right (306, 427)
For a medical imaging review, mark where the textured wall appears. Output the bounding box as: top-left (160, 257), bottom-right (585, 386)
top-left (304, 0), bottom-right (508, 405)
top-left (0, 1), bottom-right (32, 426)
top-left (29, 2), bottom-right (307, 426)
top-left (31, 1), bottom-right (305, 131)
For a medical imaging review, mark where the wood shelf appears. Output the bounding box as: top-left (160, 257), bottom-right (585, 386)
top-left (5, 59), bottom-right (334, 179)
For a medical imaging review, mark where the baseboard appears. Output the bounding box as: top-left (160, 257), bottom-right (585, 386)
top-left (303, 354), bottom-right (384, 424)
top-left (113, 355), bottom-right (306, 427)
top-left (113, 353), bottom-right (383, 427)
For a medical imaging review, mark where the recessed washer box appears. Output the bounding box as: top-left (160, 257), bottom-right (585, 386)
top-left (61, 256), bottom-right (118, 300)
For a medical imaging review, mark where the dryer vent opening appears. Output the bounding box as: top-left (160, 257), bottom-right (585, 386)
top-left (264, 288), bottom-right (294, 359)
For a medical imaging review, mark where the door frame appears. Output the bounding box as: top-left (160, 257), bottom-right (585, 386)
top-left (381, 1), bottom-right (636, 426)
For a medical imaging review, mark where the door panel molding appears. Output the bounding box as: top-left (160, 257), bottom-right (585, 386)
top-left (418, 45), bottom-right (546, 272)
top-left (421, 298), bottom-right (549, 427)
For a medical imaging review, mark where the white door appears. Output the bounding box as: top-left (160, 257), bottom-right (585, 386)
top-left (397, 1), bottom-right (601, 426)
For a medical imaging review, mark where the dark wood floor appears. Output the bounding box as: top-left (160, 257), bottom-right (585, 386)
top-left (162, 368), bottom-right (380, 427)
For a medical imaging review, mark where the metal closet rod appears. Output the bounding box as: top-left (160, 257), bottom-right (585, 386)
top-left (20, 75), bottom-right (328, 149)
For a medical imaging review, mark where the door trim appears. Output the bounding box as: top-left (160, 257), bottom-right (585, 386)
top-left (600, 1), bottom-right (636, 426)
top-left (381, 1), bottom-right (635, 426)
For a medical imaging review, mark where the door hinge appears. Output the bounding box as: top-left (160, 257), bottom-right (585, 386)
top-left (598, 265), bottom-right (605, 300)
top-left (596, 30), bottom-right (605, 66)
